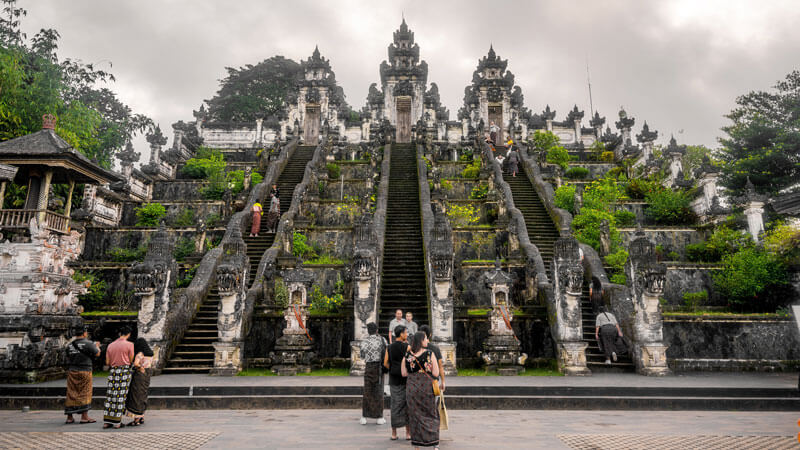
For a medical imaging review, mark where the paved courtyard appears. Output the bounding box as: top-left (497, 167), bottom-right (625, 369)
top-left (0, 410), bottom-right (795, 449)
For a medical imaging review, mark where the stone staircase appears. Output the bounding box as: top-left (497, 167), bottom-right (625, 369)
top-left (162, 145), bottom-right (316, 374)
top-left (503, 168), bottom-right (560, 270)
top-left (581, 282), bottom-right (635, 372)
top-left (379, 144), bottom-right (428, 333)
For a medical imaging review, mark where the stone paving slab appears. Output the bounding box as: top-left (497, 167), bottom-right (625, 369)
top-left (0, 410), bottom-right (795, 449)
top-left (0, 432), bottom-right (219, 449)
top-left (4, 371), bottom-right (796, 389)
top-left (558, 434), bottom-right (797, 450)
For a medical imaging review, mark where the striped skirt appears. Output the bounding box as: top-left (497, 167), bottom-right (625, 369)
top-left (64, 370), bottom-right (93, 415)
top-left (407, 372), bottom-right (439, 447)
top-left (103, 366), bottom-right (132, 424)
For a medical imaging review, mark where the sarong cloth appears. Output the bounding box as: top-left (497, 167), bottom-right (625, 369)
top-left (362, 361), bottom-right (384, 418)
top-left (125, 368), bottom-right (151, 418)
top-left (389, 384), bottom-right (408, 428)
top-left (64, 370), bottom-right (93, 415)
top-left (250, 211), bottom-right (261, 235)
top-left (407, 371), bottom-right (440, 447)
top-left (265, 210), bottom-right (280, 231)
top-left (103, 366), bottom-right (132, 424)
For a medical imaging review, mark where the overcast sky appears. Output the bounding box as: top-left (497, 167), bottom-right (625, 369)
top-left (20, 0), bottom-right (800, 165)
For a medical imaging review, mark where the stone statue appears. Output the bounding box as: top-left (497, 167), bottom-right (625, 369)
top-left (599, 219), bottom-right (611, 256)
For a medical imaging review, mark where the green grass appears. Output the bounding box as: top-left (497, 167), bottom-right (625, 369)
top-left (462, 259), bottom-right (507, 264)
top-left (93, 371), bottom-right (109, 378)
top-left (466, 308), bottom-right (491, 316)
top-left (81, 311), bottom-right (138, 316)
top-left (520, 367), bottom-right (563, 376)
top-left (457, 368), bottom-right (501, 376)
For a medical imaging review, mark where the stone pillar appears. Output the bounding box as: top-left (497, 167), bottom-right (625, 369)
top-left (551, 237), bottom-right (590, 375)
top-left (573, 119), bottom-right (582, 145)
top-left (350, 215), bottom-right (378, 376)
top-left (744, 201), bottom-right (765, 242)
top-left (0, 181), bottom-right (6, 208)
top-left (63, 180), bottom-right (75, 231)
top-left (255, 118), bottom-right (264, 146)
top-left (430, 210), bottom-right (457, 375)
top-left (625, 229), bottom-right (670, 376)
top-left (131, 224), bottom-right (178, 370)
top-left (211, 227), bottom-right (248, 375)
top-left (37, 170), bottom-right (53, 224)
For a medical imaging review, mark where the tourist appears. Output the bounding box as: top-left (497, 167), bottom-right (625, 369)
top-left (419, 325), bottom-right (445, 393)
top-left (388, 309), bottom-right (405, 343)
top-left (64, 326), bottom-right (100, 425)
top-left (359, 322), bottom-right (387, 426)
top-left (484, 133), bottom-right (496, 152)
top-left (250, 202), bottom-right (263, 237)
top-left (402, 331), bottom-right (440, 449)
top-left (506, 143), bottom-right (520, 177)
top-left (405, 312), bottom-right (418, 336)
top-left (125, 337), bottom-right (154, 427)
top-left (383, 324), bottom-right (411, 440)
top-left (102, 326), bottom-right (134, 429)
top-left (589, 279), bottom-right (603, 316)
top-left (495, 153), bottom-right (506, 167)
top-left (595, 306), bottom-right (623, 365)
top-left (489, 121), bottom-right (499, 146)
top-left (270, 183), bottom-right (280, 198)
top-left (266, 193), bottom-right (280, 233)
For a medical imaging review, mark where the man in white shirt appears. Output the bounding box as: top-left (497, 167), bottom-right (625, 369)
top-left (595, 306), bottom-right (623, 365)
top-left (404, 312), bottom-right (418, 336)
top-left (388, 309), bottom-right (405, 343)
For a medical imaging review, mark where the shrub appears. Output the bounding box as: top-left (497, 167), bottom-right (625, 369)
top-left (423, 156), bottom-right (432, 172)
top-left (610, 273), bottom-right (627, 285)
top-left (469, 182), bottom-right (489, 200)
top-left (204, 213), bottom-right (222, 227)
top-left (613, 209), bottom-right (636, 227)
top-left (604, 248), bottom-right (628, 272)
top-left (447, 203), bottom-right (480, 227)
top-left (588, 141), bottom-right (606, 161)
top-left (227, 170), bottom-right (246, 195)
top-left (72, 271), bottom-right (108, 311)
top-left (292, 232), bottom-right (316, 259)
top-left (763, 221), bottom-right (800, 266)
top-left (572, 208), bottom-right (618, 251)
top-left (107, 243), bottom-right (148, 262)
top-left (667, 251), bottom-right (680, 261)
top-left (181, 147), bottom-right (225, 179)
top-left (554, 184), bottom-right (576, 214)
top-left (176, 264), bottom-right (199, 288)
top-left (441, 179), bottom-right (453, 191)
top-left (309, 286), bottom-right (344, 313)
top-left (607, 167), bottom-right (624, 178)
top-left (135, 203), bottom-right (166, 227)
top-left (326, 162), bottom-right (341, 179)
top-left (251, 172), bottom-right (264, 186)
top-left (459, 148), bottom-right (474, 162)
top-left (172, 208), bottom-right (196, 227)
top-left (600, 151), bottom-right (615, 162)
top-left (686, 226), bottom-right (750, 262)
top-left (713, 247), bottom-right (790, 312)
top-left (173, 237), bottom-right (196, 262)
top-left (274, 279), bottom-right (289, 308)
top-left (304, 254), bottom-right (345, 265)
top-left (682, 290), bottom-right (708, 311)
top-left (582, 176), bottom-right (627, 212)
top-left (200, 171), bottom-right (227, 200)
top-left (335, 195), bottom-right (360, 221)
top-left (644, 189), bottom-right (695, 225)
top-left (626, 178), bottom-right (660, 200)
top-left (565, 167), bottom-right (589, 179)
top-left (461, 160), bottom-right (481, 178)
top-left (546, 145), bottom-right (572, 170)
top-left (530, 130), bottom-right (560, 152)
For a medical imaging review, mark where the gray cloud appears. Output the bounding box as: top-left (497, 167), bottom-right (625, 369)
top-left (20, 0), bottom-right (800, 163)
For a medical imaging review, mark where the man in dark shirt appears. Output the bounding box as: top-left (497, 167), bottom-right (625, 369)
top-left (419, 325), bottom-right (445, 393)
top-left (383, 325), bottom-right (410, 440)
top-left (64, 327), bottom-right (100, 424)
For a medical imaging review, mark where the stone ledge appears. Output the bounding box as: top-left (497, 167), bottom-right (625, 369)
top-left (669, 358), bottom-right (800, 372)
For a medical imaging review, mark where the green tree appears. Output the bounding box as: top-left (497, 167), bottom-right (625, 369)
top-left (718, 70), bottom-right (800, 196)
top-left (205, 56), bottom-right (302, 121)
top-left (682, 145), bottom-right (715, 178)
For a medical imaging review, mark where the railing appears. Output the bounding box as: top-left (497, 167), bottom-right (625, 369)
top-left (0, 209), bottom-right (69, 234)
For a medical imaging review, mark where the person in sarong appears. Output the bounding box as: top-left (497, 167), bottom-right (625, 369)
top-left (384, 325), bottom-right (410, 441)
top-left (64, 326), bottom-right (100, 424)
top-left (595, 306), bottom-right (623, 365)
top-left (506, 144), bottom-right (520, 177)
top-left (102, 326), bottom-right (134, 429)
top-left (265, 193), bottom-right (280, 233)
top-left (125, 338), bottom-right (154, 426)
top-left (250, 202), bottom-right (263, 237)
top-left (489, 121), bottom-right (499, 146)
top-left (359, 322), bottom-right (387, 425)
top-left (402, 331), bottom-right (440, 449)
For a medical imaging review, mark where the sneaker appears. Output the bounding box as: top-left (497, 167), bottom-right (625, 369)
top-left (377, 418), bottom-right (386, 425)
top-left (359, 417), bottom-right (367, 425)
top-left (605, 359), bottom-right (611, 365)
top-left (612, 352), bottom-right (618, 362)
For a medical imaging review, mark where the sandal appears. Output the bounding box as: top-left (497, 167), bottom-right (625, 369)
top-left (65, 418), bottom-right (75, 424)
top-left (390, 436), bottom-right (398, 441)
top-left (79, 419), bottom-right (96, 424)
top-left (127, 420), bottom-right (139, 427)
top-left (103, 423), bottom-right (113, 429)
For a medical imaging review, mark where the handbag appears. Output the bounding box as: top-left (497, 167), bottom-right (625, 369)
top-left (614, 335), bottom-right (628, 356)
top-left (411, 353), bottom-right (441, 396)
top-left (438, 393), bottom-right (449, 431)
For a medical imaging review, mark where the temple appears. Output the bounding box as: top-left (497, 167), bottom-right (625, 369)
top-left (0, 19), bottom-right (797, 382)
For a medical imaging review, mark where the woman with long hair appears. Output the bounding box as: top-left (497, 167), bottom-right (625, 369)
top-left (401, 331), bottom-right (440, 449)
top-left (125, 337), bottom-right (154, 426)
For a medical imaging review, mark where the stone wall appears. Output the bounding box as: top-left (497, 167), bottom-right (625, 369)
top-left (662, 264), bottom-right (723, 307)
top-left (455, 264), bottom-right (528, 308)
top-left (81, 228), bottom-right (225, 261)
top-left (245, 311), bottom-right (354, 365)
top-left (120, 201), bottom-right (225, 227)
top-left (454, 312), bottom-right (554, 367)
top-left (295, 227), bottom-right (354, 261)
top-left (619, 227), bottom-right (705, 259)
top-left (152, 181), bottom-right (208, 202)
top-left (664, 316), bottom-right (800, 371)
top-left (452, 229), bottom-right (504, 262)
top-left (567, 162), bottom-right (616, 179)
